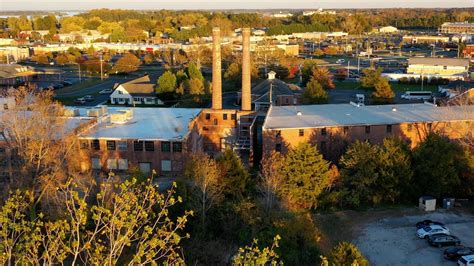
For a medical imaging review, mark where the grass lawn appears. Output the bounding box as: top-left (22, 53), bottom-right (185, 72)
top-left (58, 79), bottom-right (104, 94)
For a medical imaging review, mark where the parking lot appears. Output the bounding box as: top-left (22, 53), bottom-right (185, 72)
top-left (355, 211), bottom-right (474, 265)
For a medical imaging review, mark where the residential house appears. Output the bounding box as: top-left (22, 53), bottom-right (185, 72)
top-left (110, 75), bottom-right (163, 105)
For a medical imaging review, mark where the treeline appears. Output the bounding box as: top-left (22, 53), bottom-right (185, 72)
top-left (1, 9), bottom-right (474, 41)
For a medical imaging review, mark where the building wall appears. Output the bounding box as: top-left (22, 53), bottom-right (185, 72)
top-left (78, 138), bottom-right (188, 176)
top-left (407, 64), bottom-right (468, 76)
top-left (262, 120), bottom-right (472, 161)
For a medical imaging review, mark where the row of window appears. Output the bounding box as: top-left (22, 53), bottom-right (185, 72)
top-left (91, 158), bottom-right (173, 172)
top-left (205, 113), bottom-right (237, 121)
top-left (275, 141), bottom-right (328, 152)
top-left (278, 123), bottom-right (432, 138)
top-left (82, 140), bottom-right (182, 153)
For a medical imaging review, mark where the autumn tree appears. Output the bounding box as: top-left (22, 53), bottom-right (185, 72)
top-left (259, 151), bottom-right (285, 212)
top-left (311, 67), bottom-right (335, 90)
top-left (187, 62), bottom-right (204, 81)
top-left (372, 78), bottom-right (395, 103)
top-left (361, 67), bottom-right (383, 89)
top-left (184, 153), bottom-right (223, 230)
top-left (111, 53), bottom-right (141, 73)
top-left (280, 143), bottom-right (331, 210)
top-left (143, 53), bottom-right (154, 65)
top-left (156, 71), bottom-right (177, 94)
top-left (301, 79), bottom-right (328, 104)
top-left (328, 242), bottom-right (369, 266)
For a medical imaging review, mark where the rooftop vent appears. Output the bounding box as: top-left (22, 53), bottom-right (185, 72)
top-left (268, 71), bottom-right (276, 80)
top-left (392, 107), bottom-right (397, 112)
top-left (296, 111), bottom-right (302, 116)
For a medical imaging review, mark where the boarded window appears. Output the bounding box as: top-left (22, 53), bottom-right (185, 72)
top-left (161, 160), bottom-right (171, 172)
top-left (91, 158), bottom-right (101, 169)
top-left (107, 159), bottom-right (118, 170)
top-left (118, 159), bottom-right (128, 170)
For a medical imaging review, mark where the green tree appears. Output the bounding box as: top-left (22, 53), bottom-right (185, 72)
top-left (302, 79), bottom-right (328, 104)
top-left (232, 235), bottom-right (281, 265)
top-left (328, 242), bottom-right (369, 266)
top-left (156, 71), bottom-right (177, 94)
top-left (187, 62), bottom-right (204, 81)
top-left (412, 134), bottom-right (470, 198)
top-left (216, 149), bottom-right (250, 200)
top-left (112, 53), bottom-right (141, 73)
top-left (372, 78), bottom-right (394, 103)
top-left (280, 143), bottom-right (331, 210)
top-left (361, 67), bottom-right (383, 88)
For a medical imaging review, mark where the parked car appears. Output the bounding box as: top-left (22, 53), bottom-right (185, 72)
top-left (444, 247), bottom-right (474, 261)
top-left (417, 225), bottom-right (450, 239)
top-left (99, 88), bottom-right (114, 94)
top-left (62, 80), bottom-right (73, 86)
top-left (84, 95), bottom-right (94, 101)
top-left (458, 255), bottom-right (474, 266)
top-left (336, 59), bottom-right (345, 64)
top-left (428, 234), bottom-right (460, 247)
top-left (416, 220), bottom-right (445, 229)
top-left (52, 83), bottom-right (64, 89)
top-left (74, 98), bottom-right (86, 105)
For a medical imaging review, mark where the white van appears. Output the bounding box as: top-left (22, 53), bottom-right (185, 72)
top-left (401, 91), bottom-right (432, 100)
top-left (458, 255), bottom-right (474, 266)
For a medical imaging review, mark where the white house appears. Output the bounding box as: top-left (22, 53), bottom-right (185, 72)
top-left (110, 75), bottom-right (163, 105)
top-left (379, 26), bottom-right (398, 33)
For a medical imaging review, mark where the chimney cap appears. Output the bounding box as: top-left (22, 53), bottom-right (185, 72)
top-left (268, 71), bottom-right (276, 80)
top-left (296, 111), bottom-right (302, 116)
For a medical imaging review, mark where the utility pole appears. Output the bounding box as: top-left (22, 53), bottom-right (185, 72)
top-left (347, 60), bottom-right (350, 79)
top-left (78, 63), bottom-right (81, 82)
top-left (357, 57), bottom-right (360, 74)
top-left (100, 53), bottom-right (104, 81)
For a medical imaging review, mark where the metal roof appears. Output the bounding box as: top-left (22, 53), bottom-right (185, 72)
top-left (262, 103), bottom-right (474, 130)
top-left (408, 58), bottom-right (470, 67)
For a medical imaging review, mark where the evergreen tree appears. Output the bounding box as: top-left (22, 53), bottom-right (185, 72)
top-left (372, 78), bottom-right (395, 103)
top-left (280, 143), bottom-right (331, 210)
top-left (361, 67), bottom-right (383, 88)
top-left (156, 71), bottom-right (177, 94)
top-left (302, 79), bottom-right (328, 104)
top-left (216, 149), bottom-right (250, 200)
top-left (187, 62), bottom-right (204, 81)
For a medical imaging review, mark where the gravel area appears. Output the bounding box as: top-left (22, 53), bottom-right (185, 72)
top-left (355, 211), bottom-right (474, 266)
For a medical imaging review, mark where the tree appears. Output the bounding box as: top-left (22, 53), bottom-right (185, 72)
top-left (112, 53), bottom-right (141, 73)
top-left (301, 79), bottom-right (328, 104)
top-left (187, 62), bottom-right (204, 81)
top-left (412, 134), bottom-right (471, 199)
top-left (328, 242), bottom-right (369, 266)
top-left (183, 77), bottom-right (206, 103)
top-left (311, 67), bottom-right (335, 90)
top-left (280, 143), bottom-right (331, 210)
top-left (55, 54), bottom-right (70, 65)
top-left (361, 67), bottom-right (383, 88)
top-left (259, 151), bottom-right (285, 212)
top-left (313, 48), bottom-right (324, 57)
top-left (156, 71), bottom-right (177, 94)
top-left (216, 149), bottom-right (250, 200)
top-left (184, 153), bottom-right (223, 230)
top-left (372, 78), bottom-right (394, 103)
top-left (143, 53), bottom-right (154, 64)
top-left (232, 235), bottom-right (281, 265)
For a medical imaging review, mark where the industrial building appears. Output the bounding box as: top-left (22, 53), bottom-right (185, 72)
top-left (440, 22), bottom-right (474, 34)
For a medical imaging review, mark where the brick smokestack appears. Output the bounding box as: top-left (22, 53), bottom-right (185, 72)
top-left (211, 27), bottom-right (222, 110)
top-left (241, 28), bottom-right (251, 111)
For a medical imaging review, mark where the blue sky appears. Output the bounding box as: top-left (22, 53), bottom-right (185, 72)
top-left (1, 0), bottom-right (473, 11)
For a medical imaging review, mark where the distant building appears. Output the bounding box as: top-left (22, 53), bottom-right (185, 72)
top-left (440, 22), bottom-right (474, 34)
top-left (110, 75), bottom-right (162, 105)
top-left (238, 71), bottom-right (302, 112)
top-left (0, 64), bottom-right (35, 87)
top-left (402, 35), bottom-right (450, 44)
top-left (463, 43), bottom-right (474, 57)
top-left (406, 58), bottom-right (470, 77)
top-left (272, 12), bottom-right (293, 18)
top-left (302, 8), bottom-right (336, 16)
top-left (379, 26), bottom-right (398, 33)
top-left (0, 38), bottom-right (16, 46)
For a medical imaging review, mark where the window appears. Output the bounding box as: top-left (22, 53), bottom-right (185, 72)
top-left (285, 98), bottom-right (289, 104)
top-left (161, 141), bottom-right (171, 152)
top-left (386, 125), bottom-right (392, 133)
top-left (80, 140), bottom-right (89, 150)
top-left (3, 104), bottom-right (8, 110)
top-left (427, 123), bottom-right (432, 131)
top-left (107, 159), bottom-right (118, 170)
top-left (107, 140), bottom-right (116, 151)
top-left (407, 124), bottom-right (413, 131)
top-left (299, 129), bottom-right (304, 137)
top-left (91, 158), bottom-right (101, 169)
top-left (343, 126), bottom-right (349, 134)
top-left (173, 142), bottom-right (182, 153)
top-left (275, 143), bottom-right (282, 152)
top-left (118, 90), bottom-right (123, 94)
top-left (91, 139), bottom-right (100, 150)
top-left (276, 130), bottom-right (281, 138)
top-left (205, 113), bottom-right (211, 120)
top-left (0, 147), bottom-right (5, 153)
top-left (118, 141), bottom-right (128, 151)
top-left (321, 128), bottom-right (327, 136)
top-left (214, 118), bottom-right (218, 125)
top-left (145, 141), bottom-right (155, 151)
top-left (223, 113), bottom-right (228, 120)
top-left (365, 126), bottom-right (371, 134)
top-left (161, 160), bottom-right (171, 172)
top-left (231, 114), bottom-right (236, 120)
top-left (118, 159), bottom-right (128, 170)
top-left (133, 141), bottom-right (144, 151)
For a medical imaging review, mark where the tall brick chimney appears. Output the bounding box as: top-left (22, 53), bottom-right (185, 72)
top-left (212, 27), bottom-right (222, 110)
top-left (241, 28), bottom-right (251, 111)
